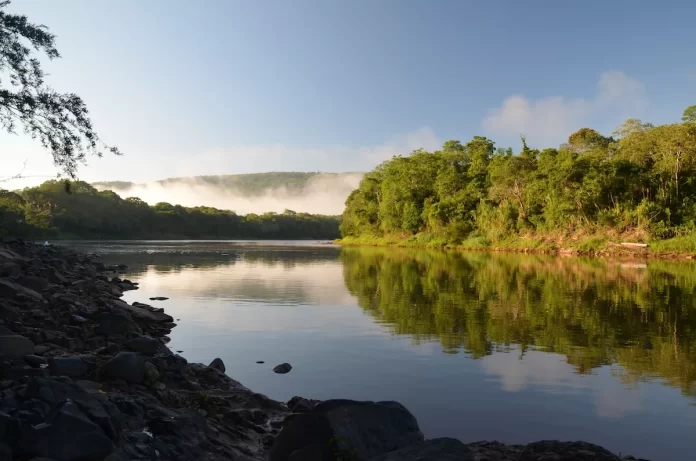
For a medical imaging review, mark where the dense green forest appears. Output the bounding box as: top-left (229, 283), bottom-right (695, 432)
top-left (93, 172), bottom-right (362, 197)
top-left (341, 107), bottom-right (696, 252)
top-left (341, 246), bottom-right (696, 397)
top-left (0, 181), bottom-right (340, 239)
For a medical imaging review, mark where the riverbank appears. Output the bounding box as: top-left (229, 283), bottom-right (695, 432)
top-left (0, 240), bottom-right (650, 460)
top-left (337, 232), bottom-right (696, 259)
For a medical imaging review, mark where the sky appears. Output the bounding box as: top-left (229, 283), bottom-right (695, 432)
top-left (2, 0), bottom-right (695, 188)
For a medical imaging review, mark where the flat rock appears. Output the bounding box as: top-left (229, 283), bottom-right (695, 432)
top-left (103, 352), bottom-right (146, 384)
top-left (0, 334), bottom-right (35, 359)
top-left (149, 296), bottom-right (169, 301)
top-left (369, 438), bottom-right (474, 461)
top-left (125, 336), bottom-right (160, 356)
top-left (24, 355), bottom-right (47, 368)
top-left (273, 363), bottom-right (292, 374)
top-left (0, 280), bottom-right (43, 301)
top-left (519, 441), bottom-right (624, 461)
top-left (49, 356), bottom-right (93, 379)
top-left (18, 275), bottom-right (48, 293)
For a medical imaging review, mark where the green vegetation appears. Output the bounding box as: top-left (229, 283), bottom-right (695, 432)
top-left (340, 110), bottom-right (696, 255)
top-left (341, 246), bottom-right (696, 397)
top-left (0, 181), bottom-right (340, 240)
top-left (93, 172), bottom-right (362, 197)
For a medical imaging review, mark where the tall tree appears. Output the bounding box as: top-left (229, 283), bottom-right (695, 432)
top-left (0, 1), bottom-right (119, 178)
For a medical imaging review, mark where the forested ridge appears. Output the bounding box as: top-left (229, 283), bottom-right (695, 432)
top-left (0, 181), bottom-right (340, 239)
top-left (341, 107), bottom-right (696, 253)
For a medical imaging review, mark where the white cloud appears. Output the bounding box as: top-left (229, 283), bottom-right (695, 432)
top-left (482, 71), bottom-right (647, 144)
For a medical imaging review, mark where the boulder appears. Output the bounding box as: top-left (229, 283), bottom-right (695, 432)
top-left (17, 275), bottom-right (48, 293)
top-left (103, 352), bottom-right (146, 384)
top-left (125, 336), bottom-right (160, 356)
top-left (0, 262), bottom-right (21, 278)
top-left (209, 358), bottom-right (225, 373)
top-left (31, 400), bottom-right (114, 461)
top-left (0, 303), bottom-right (21, 321)
top-left (273, 363), bottom-right (292, 374)
top-left (270, 400), bottom-right (423, 461)
top-left (95, 312), bottom-right (133, 336)
top-left (0, 334), bottom-right (35, 359)
top-left (0, 280), bottom-right (43, 301)
top-left (49, 356), bottom-right (93, 379)
top-left (24, 355), bottom-right (47, 368)
top-left (368, 438), bottom-right (474, 461)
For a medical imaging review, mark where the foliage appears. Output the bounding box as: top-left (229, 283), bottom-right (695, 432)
top-left (341, 109), bottom-right (696, 249)
top-left (0, 180), bottom-right (340, 239)
top-left (0, 1), bottom-right (118, 178)
top-left (341, 246), bottom-right (696, 397)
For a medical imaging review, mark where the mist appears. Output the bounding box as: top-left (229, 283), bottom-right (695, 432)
top-left (94, 173), bottom-right (364, 215)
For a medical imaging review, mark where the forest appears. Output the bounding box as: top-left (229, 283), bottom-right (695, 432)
top-left (0, 181), bottom-right (340, 240)
top-left (341, 107), bottom-right (696, 252)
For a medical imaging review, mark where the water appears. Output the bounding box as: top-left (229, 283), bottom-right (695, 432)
top-left (66, 240), bottom-right (696, 461)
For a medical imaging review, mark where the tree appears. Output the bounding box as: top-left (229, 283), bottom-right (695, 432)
top-left (0, 1), bottom-right (119, 178)
top-left (683, 105), bottom-right (696, 124)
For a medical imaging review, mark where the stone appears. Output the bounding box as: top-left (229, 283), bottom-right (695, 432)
top-left (519, 441), bottom-right (623, 461)
top-left (18, 275), bottom-right (48, 293)
top-left (0, 303), bottom-right (20, 321)
top-left (291, 399), bottom-right (318, 413)
top-left (125, 336), bottom-right (160, 356)
top-left (31, 400), bottom-right (114, 461)
top-left (149, 296), bottom-right (169, 301)
top-left (273, 363), bottom-right (292, 374)
top-left (143, 362), bottom-right (160, 386)
top-left (95, 312), bottom-right (132, 336)
top-left (0, 334), bottom-right (35, 358)
top-left (256, 360), bottom-right (265, 364)
top-left (24, 355), bottom-right (47, 368)
top-left (49, 356), bottom-right (93, 379)
top-left (209, 357), bottom-right (225, 373)
top-left (368, 438), bottom-right (474, 461)
top-left (70, 315), bottom-right (88, 324)
top-left (103, 352), bottom-right (146, 384)
top-left (0, 262), bottom-right (21, 278)
top-left (0, 280), bottom-right (43, 301)
top-left (270, 400), bottom-right (423, 461)
top-left (34, 345), bottom-right (51, 355)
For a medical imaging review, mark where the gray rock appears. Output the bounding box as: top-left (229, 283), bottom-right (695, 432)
top-left (125, 336), bottom-right (160, 356)
top-left (270, 400), bottom-right (423, 461)
top-left (103, 352), bottom-right (145, 384)
top-left (0, 280), bottom-right (43, 301)
top-left (368, 438), bottom-right (474, 461)
top-left (0, 443), bottom-right (10, 461)
top-left (34, 345), bottom-right (51, 355)
top-left (32, 400), bottom-right (114, 461)
top-left (70, 315), bottom-right (88, 324)
top-left (95, 312), bottom-right (132, 336)
top-left (0, 262), bottom-right (21, 278)
top-left (0, 334), bottom-right (35, 358)
top-left (149, 296), bottom-right (169, 301)
top-left (209, 357), bottom-right (225, 373)
top-left (273, 363), bottom-right (292, 374)
top-left (24, 355), bottom-right (47, 368)
top-left (18, 275), bottom-right (48, 293)
top-left (49, 356), bottom-right (93, 379)
top-left (519, 441), bottom-right (623, 461)
top-left (0, 303), bottom-right (20, 321)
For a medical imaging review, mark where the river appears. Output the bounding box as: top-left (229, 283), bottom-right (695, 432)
top-left (64, 240), bottom-right (696, 461)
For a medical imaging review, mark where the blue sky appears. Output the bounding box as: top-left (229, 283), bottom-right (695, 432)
top-left (3, 0), bottom-right (695, 186)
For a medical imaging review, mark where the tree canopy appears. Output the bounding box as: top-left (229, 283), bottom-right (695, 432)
top-left (0, 0), bottom-right (118, 178)
top-left (341, 108), bottom-right (696, 245)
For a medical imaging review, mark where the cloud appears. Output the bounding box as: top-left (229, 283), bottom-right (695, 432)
top-left (482, 71), bottom-right (647, 144)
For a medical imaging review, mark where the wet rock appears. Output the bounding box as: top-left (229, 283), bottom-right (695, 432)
top-left (0, 262), bottom-right (21, 278)
top-left (18, 275), bottom-right (48, 293)
top-left (49, 356), bottom-right (93, 379)
top-left (369, 438), bottom-right (474, 461)
top-left (70, 314), bottom-right (88, 324)
top-left (0, 303), bottom-right (20, 321)
top-left (33, 345), bottom-right (51, 355)
top-left (0, 280), bottom-right (43, 301)
top-left (0, 334), bottom-right (35, 358)
top-left (208, 357), bottom-right (225, 373)
top-left (95, 312), bottom-right (132, 336)
top-left (103, 352), bottom-right (145, 384)
top-left (273, 363), bottom-right (292, 374)
top-left (256, 360), bottom-right (265, 364)
top-left (124, 336), bottom-right (160, 356)
top-left (149, 296), bottom-right (169, 301)
top-left (270, 400), bottom-right (423, 461)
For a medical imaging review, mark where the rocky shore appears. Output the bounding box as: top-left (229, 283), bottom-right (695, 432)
top-left (0, 240), bottom-right (650, 461)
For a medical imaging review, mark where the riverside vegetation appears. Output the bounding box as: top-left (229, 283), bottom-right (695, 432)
top-left (340, 109), bottom-right (696, 256)
top-left (0, 240), bottom-right (651, 460)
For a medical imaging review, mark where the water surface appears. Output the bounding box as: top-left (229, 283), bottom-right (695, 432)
top-left (66, 241), bottom-right (696, 461)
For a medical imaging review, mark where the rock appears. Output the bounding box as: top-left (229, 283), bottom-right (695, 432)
top-left (70, 315), bottom-right (88, 324)
top-left (31, 400), bottom-right (114, 461)
top-left (209, 358), bottom-right (225, 373)
top-left (125, 336), bottom-right (160, 356)
top-left (519, 441), bottom-right (624, 461)
top-left (94, 312), bottom-right (132, 336)
top-left (34, 345), bottom-right (51, 355)
top-left (0, 443), bottom-right (10, 461)
top-left (273, 363), bottom-right (292, 374)
top-left (0, 334), bottom-right (35, 358)
top-left (291, 399), bottom-right (318, 413)
top-left (256, 361), bottom-right (265, 364)
top-left (143, 362), bottom-right (160, 386)
top-left (0, 280), bottom-right (43, 301)
top-left (0, 262), bottom-right (21, 278)
top-left (18, 275), bottom-right (48, 293)
top-left (149, 296), bottom-right (169, 301)
top-left (49, 356), bottom-right (93, 379)
top-left (270, 400), bottom-right (423, 461)
top-left (24, 355), bottom-right (47, 368)
top-left (103, 352), bottom-right (145, 384)
top-left (369, 438), bottom-right (474, 461)
top-left (0, 303), bottom-right (20, 321)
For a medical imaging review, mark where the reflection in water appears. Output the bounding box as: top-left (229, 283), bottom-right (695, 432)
top-left (341, 247), bottom-right (696, 399)
top-left (72, 241), bottom-right (696, 461)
